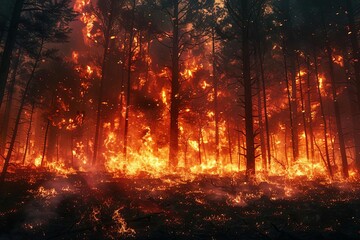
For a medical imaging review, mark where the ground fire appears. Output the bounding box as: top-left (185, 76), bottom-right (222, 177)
top-left (1, 0), bottom-right (360, 239)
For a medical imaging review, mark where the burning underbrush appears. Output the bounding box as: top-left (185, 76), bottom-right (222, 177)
top-left (1, 171), bottom-right (360, 239)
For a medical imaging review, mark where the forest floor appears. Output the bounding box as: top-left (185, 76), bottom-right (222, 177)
top-left (0, 171), bottom-right (360, 240)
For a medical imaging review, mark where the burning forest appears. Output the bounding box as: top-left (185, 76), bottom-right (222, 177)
top-left (1, 0), bottom-right (360, 239)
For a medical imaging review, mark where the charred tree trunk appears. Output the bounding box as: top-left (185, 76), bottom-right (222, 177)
top-left (92, 2), bottom-right (115, 165)
top-left (256, 56), bottom-right (266, 171)
top-left (314, 51), bottom-right (333, 177)
top-left (198, 126), bottom-right (202, 164)
top-left (0, 49), bottom-right (21, 155)
top-left (212, 28), bottom-right (220, 163)
top-left (0, 0), bottom-right (24, 108)
top-left (297, 57), bottom-right (310, 160)
top-left (0, 20), bottom-right (6, 45)
top-left (227, 119), bottom-right (233, 165)
top-left (169, 0), bottom-right (180, 167)
top-left (70, 134), bottom-right (74, 166)
top-left (289, 57), bottom-right (299, 161)
top-left (345, 0), bottom-right (360, 172)
top-left (346, 0), bottom-right (360, 109)
top-left (257, 78), bottom-right (266, 170)
top-left (22, 101), bottom-right (35, 165)
top-left (43, 92), bottom-right (56, 166)
top-left (258, 48), bottom-right (271, 170)
top-left (0, 39), bottom-right (43, 183)
top-left (237, 130), bottom-right (241, 170)
top-left (326, 46), bottom-right (349, 178)
top-left (283, 47), bottom-right (297, 164)
top-left (201, 126), bottom-right (207, 164)
top-left (241, 0), bottom-right (255, 177)
top-left (41, 119), bottom-right (50, 167)
top-left (184, 139), bottom-right (188, 168)
top-left (118, 59), bottom-right (126, 138)
top-left (123, 0), bottom-right (136, 160)
top-left (45, 124), bottom-right (57, 164)
top-left (306, 57), bottom-right (315, 160)
top-left (282, 0), bottom-right (299, 161)
top-left (41, 93), bottom-right (55, 167)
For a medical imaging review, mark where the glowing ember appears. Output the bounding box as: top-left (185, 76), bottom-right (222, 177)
top-left (112, 207), bottom-right (136, 237)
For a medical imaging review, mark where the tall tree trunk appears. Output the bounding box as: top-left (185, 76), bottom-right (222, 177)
top-left (289, 58), bottom-right (299, 161)
top-left (0, 49), bottom-right (21, 155)
top-left (284, 125), bottom-right (288, 167)
top-left (92, 1), bottom-right (115, 165)
top-left (297, 57), bottom-right (310, 160)
top-left (184, 139), bottom-right (188, 168)
top-left (258, 48), bottom-right (271, 170)
top-left (314, 51), bottom-right (333, 177)
top-left (71, 134), bottom-right (74, 166)
top-left (345, 0), bottom-right (360, 172)
top-left (283, 46), bottom-right (297, 164)
top-left (240, 0), bottom-right (255, 177)
top-left (326, 46), bottom-right (349, 178)
top-left (46, 125), bottom-right (57, 163)
top-left (198, 126), bottom-right (202, 164)
top-left (56, 132), bottom-right (59, 162)
top-left (0, 39), bottom-right (43, 183)
top-left (22, 101), bottom-right (35, 165)
top-left (212, 28), bottom-right (220, 162)
top-left (345, 0), bottom-right (360, 108)
top-left (41, 119), bottom-right (50, 167)
top-left (0, 0), bottom-right (24, 108)
top-left (227, 119), bottom-right (233, 165)
top-left (123, 0), bottom-right (136, 160)
top-left (45, 94), bottom-right (57, 165)
top-left (169, 0), bottom-right (180, 167)
top-left (200, 124), bottom-right (207, 164)
top-left (237, 130), bottom-right (241, 170)
top-left (118, 61), bottom-right (126, 138)
top-left (305, 57), bottom-right (315, 160)
top-left (256, 56), bottom-right (266, 171)
top-left (282, 0), bottom-right (299, 161)
top-left (343, 48), bottom-right (360, 174)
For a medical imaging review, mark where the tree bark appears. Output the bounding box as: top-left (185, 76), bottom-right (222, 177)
top-left (92, 1), bottom-right (115, 165)
top-left (123, 0), bottom-right (136, 160)
top-left (169, 0), bottom-right (180, 167)
top-left (305, 57), bottom-right (315, 160)
top-left (326, 46), bottom-right (349, 178)
top-left (283, 46), bottom-right (297, 164)
top-left (256, 55), bottom-right (267, 171)
top-left (227, 119), bottom-right (233, 165)
top-left (282, 0), bottom-right (299, 161)
top-left (0, 49), bottom-right (21, 155)
top-left (345, 0), bottom-right (360, 172)
top-left (240, 0), bottom-right (255, 177)
top-left (41, 119), bottom-right (50, 167)
top-left (212, 28), bottom-right (220, 162)
top-left (258, 48), bottom-right (271, 170)
top-left (46, 125), bottom-right (57, 164)
top-left (345, 0), bottom-right (360, 108)
top-left (297, 57), bottom-right (310, 160)
top-left (0, 0), bottom-right (24, 108)
top-left (22, 101), bottom-right (35, 165)
top-left (314, 51), bottom-right (333, 177)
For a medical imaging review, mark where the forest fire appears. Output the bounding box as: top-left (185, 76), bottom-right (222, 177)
top-left (1, 0), bottom-right (360, 239)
